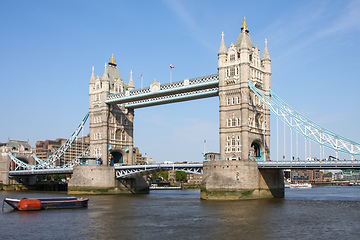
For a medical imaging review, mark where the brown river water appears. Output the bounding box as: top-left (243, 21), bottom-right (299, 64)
top-left (1, 186), bottom-right (360, 240)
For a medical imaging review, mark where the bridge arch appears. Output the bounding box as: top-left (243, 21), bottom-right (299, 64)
top-left (110, 150), bottom-right (124, 166)
top-left (251, 140), bottom-right (265, 161)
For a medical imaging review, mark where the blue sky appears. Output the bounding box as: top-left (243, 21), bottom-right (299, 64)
top-left (1, 0), bottom-right (360, 162)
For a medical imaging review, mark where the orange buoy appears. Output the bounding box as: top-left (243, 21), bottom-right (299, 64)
top-left (18, 199), bottom-right (42, 211)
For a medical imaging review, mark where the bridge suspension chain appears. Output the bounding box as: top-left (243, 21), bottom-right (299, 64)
top-left (9, 113), bottom-right (90, 170)
top-left (248, 81), bottom-right (360, 156)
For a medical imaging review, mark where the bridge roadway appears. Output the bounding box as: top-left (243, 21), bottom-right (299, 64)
top-left (8, 160), bottom-right (360, 177)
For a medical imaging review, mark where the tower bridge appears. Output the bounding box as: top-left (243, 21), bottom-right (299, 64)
top-left (3, 18), bottom-right (360, 199)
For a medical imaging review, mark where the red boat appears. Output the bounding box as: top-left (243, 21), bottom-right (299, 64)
top-left (2, 197), bottom-right (89, 211)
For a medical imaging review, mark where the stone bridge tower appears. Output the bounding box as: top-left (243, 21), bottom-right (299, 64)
top-left (202, 19), bottom-right (283, 200)
top-left (218, 18), bottom-right (271, 162)
top-left (89, 55), bottom-right (135, 166)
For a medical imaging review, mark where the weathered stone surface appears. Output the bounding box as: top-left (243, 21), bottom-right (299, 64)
top-left (68, 165), bottom-right (149, 194)
top-left (201, 161), bottom-right (283, 200)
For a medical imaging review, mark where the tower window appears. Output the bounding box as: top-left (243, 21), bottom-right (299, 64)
top-left (230, 54), bottom-right (235, 61)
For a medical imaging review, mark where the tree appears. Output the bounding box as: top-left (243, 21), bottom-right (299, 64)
top-left (175, 171), bottom-right (187, 182)
top-left (151, 171), bottom-right (168, 182)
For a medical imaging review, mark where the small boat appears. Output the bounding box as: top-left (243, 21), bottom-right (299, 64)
top-left (289, 183), bottom-right (312, 189)
top-left (3, 197), bottom-right (89, 211)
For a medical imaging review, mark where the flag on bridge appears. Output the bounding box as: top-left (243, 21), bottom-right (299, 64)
top-left (170, 64), bottom-right (174, 69)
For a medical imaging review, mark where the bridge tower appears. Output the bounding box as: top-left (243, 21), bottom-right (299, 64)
top-left (202, 19), bottom-right (283, 200)
top-left (218, 18), bottom-right (271, 162)
top-left (88, 55), bottom-right (135, 166)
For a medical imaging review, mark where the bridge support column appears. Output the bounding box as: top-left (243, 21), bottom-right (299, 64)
top-left (201, 161), bottom-right (284, 200)
top-left (68, 165), bottom-right (149, 194)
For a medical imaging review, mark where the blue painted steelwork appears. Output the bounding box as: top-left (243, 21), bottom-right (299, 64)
top-left (258, 160), bottom-right (360, 169)
top-left (105, 74), bottom-right (219, 108)
top-left (9, 113), bottom-right (90, 170)
top-left (9, 160), bottom-right (360, 177)
top-left (115, 163), bottom-right (203, 178)
top-left (248, 81), bottom-right (360, 156)
top-left (9, 168), bottom-right (74, 176)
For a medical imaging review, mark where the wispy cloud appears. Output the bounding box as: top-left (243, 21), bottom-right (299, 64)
top-left (162, 0), bottom-right (215, 50)
top-left (266, 0), bottom-right (360, 61)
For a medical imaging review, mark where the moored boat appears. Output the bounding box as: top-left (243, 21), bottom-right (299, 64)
top-left (3, 197), bottom-right (89, 211)
top-left (289, 183), bottom-right (312, 189)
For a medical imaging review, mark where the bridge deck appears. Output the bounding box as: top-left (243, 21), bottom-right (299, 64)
top-left (8, 161), bottom-right (360, 177)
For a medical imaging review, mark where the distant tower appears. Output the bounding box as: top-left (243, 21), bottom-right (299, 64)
top-left (89, 55), bottom-right (135, 165)
top-left (218, 17), bottom-right (271, 161)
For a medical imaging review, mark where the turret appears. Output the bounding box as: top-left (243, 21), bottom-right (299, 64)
top-left (262, 39), bottom-right (271, 73)
top-left (101, 63), bottom-right (110, 92)
top-left (89, 66), bottom-right (96, 94)
top-left (128, 70), bottom-right (135, 91)
top-left (218, 31), bottom-right (227, 67)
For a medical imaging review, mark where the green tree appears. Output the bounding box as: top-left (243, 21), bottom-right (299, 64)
top-left (175, 171), bottom-right (187, 182)
top-left (152, 171), bottom-right (169, 181)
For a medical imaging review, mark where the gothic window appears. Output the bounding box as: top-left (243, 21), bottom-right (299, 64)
top-left (230, 54), bottom-right (235, 61)
top-left (122, 131), bottom-right (126, 141)
top-left (230, 68), bottom-right (235, 76)
top-left (232, 119), bottom-right (236, 127)
top-left (226, 119), bottom-right (230, 127)
top-left (249, 55), bottom-right (252, 62)
top-left (255, 113), bottom-right (263, 128)
top-left (116, 130), bottom-right (121, 140)
top-left (232, 98), bottom-right (235, 105)
top-left (232, 139), bottom-right (236, 146)
top-left (227, 98), bottom-right (230, 105)
top-left (236, 118), bottom-right (240, 126)
top-left (227, 136), bottom-right (231, 141)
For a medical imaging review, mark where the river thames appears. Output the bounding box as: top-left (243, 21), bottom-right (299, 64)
top-left (1, 186), bottom-right (360, 240)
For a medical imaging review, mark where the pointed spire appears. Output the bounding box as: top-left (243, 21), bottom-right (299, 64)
top-left (262, 39), bottom-right (271, 60)
top-left (90, 66), bottom-right (95, 82)
top-left (218, 31), bottom-right (227, 55)
top-left (235, 17), bottom-right (253, 50)
top-left (240, 30), bottom-right (248, 49)
top-left (102, 63), bottom-right (109, 80)
top-left (128, 70), bottom-right (135, 91)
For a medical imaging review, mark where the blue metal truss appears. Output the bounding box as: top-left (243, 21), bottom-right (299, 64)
top-left (9, 113), bottom-right (90, 170)
top-left (248, 81), bottom-right (360, 156)
top-left (105, 74), bottom-right (219, 108)
top-left (115, 163), bottom-right (203, 178)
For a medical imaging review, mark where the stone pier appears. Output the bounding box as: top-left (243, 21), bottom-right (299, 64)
top-left (201, 161), bottom-right (284, 200)
top-left (68, 165), bottom-right (149, 194)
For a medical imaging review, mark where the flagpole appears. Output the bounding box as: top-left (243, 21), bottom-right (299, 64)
top-left (170, 68), bottom-right (172, 84)
top-left (140, 73), bottom-right (143, 89)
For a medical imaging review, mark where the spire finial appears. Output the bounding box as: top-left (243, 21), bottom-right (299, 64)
top-left (92, 66), bottom-right (94, 74)
top-left (242, 17), bottom-right (248, 31)
top-left (109, 54), bottom-right (117, 66)
top-left (218, 31), bottom-right (227, 55)
top-left (265, 38), bottom-right (268, 46)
